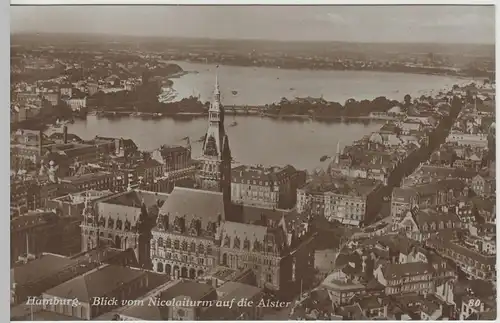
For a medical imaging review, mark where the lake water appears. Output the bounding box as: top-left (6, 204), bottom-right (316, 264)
top-left (167, 61), bottom-right (471, 106)
top-left (67, 115), bottom-right (382, 171)
top-left (68, 63), bottom-right (467, 170)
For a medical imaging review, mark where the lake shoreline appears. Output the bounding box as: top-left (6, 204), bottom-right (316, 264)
top-left (167, 60), bottom-right (488, 80)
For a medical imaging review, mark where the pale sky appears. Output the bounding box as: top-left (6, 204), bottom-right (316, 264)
top-left (10, 5), bottom-right (495, 44)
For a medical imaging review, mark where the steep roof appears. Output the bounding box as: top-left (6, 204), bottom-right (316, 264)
top-left (159, 187), bottom-right (225, 226)
top-left (44, 265), bottom-right (145, 303)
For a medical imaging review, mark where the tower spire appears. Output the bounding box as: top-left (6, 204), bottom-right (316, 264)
top-left (215, 65), bottom-right (220, 96)
top-left (335, 141), bottom-right (341, 164)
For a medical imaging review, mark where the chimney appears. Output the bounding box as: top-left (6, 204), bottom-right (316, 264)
top-left (63, 125), bottom-right (68, 144)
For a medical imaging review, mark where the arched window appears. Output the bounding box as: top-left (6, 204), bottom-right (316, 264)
top-left (224, 236), bottom-right (231, 248)
top-left (174, 240), bottom-right (180, 249)
top-left (253, 240), bottom-right (261, 252)
top-left (198, 243), bottom-right (205, 254)
top-left (234, 237), bottom-right (241, 249)
top-left (243, 238), bottom-right (250, 251)
top-left (158, 237), bottom-right (164, 247)
top-left (166, 238), bottom-right (172, 248)
top-left (107, 217), bottom-right (114, 228)
top-left (222, 253), bottom-right (228, 266)
top-left (116, 219), bottom-right (123, 231)
top-left (190, 242), bottom-right (196, 252)
top-left (206, 245), bottom-right (212, 255)
top-left (181, 241), bottom-right (188, 251)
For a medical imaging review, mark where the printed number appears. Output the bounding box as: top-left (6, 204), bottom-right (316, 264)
top-left (468, 299), bottom-right (482, 307)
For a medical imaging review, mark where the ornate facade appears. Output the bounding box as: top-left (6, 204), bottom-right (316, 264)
top-left (150, 187), bottom-right (226, 279)
top-left (216, 212), bottom-right (316, 299)
top-left (80, 190), bottom-right (166, 268)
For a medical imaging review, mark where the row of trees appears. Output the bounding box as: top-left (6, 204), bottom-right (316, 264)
top-left (265, 96), bottom-right (401, 118)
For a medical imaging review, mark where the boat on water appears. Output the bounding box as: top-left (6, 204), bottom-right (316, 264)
top-left (320, 155), bottom-right (329, 162)
top-left (290, 87), bottom-right (295, 91)
top-left (232, 90), bottom-right (238, 96)
top-left (198, 135), bottom-right (206, 142)
top-left (229, 121), bottom-right (238, 127)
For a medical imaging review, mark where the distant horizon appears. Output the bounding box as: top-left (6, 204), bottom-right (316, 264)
top-left (10, 5), bottom-right (495, 45)
top-left (10, 31), bottom-right (496, 47)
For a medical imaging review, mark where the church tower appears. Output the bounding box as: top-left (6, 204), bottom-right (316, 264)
top-left (198, 67), bottom-right (232, 200)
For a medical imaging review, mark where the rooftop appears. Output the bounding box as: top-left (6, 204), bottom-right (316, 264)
top-left (217, 281), bottom-right (262, 301)
top-left (159, 279), bottom-right (216, 302)
top-left (11, 254), bottom-right (76, 286)
top-left (44, 265), bottom-right (146, 303)
top-left (103, 190), bottom-right (169, 208)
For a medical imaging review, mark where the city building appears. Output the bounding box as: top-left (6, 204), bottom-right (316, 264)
top-left (60, 171), bottom-right (121, 192)
top-left (373, 262), bottom-right (435, 296)
top-left (297, 176), bottom-right (383, 226)
top-left (446, 131), bottom-right (488, 148)
top-left (395, 208), bottom-right (463, 242)
top-left (10, 248), bottom-right (137, 305)
top-left (150, 187), bottom-right (225, 279)
top-left (390, 179), bottom-right (469, 226)
top-left (46, 189), bottom-right (114, 218)
top-left (471, 173), bottom-right (495, 197)
top-left (426, 237), bottom-right (496, 282)
top-left (231, 164), bottom-right (305, 209)
top-left (81, 189), bottom-right (169, 268)
top-left (41, 265), bottom-right (148, 320)
top-left (218, 211), bottom-right (316, 299)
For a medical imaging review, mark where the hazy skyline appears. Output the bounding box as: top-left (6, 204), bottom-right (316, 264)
top-left (11, 5), bottom-right (495, 44)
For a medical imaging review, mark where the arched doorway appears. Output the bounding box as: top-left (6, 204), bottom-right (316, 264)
top-left (115, 235), bottom-right (122, 249)
top-left (156, 262), bottom-right (164, 273)
top-left (189, 268), bottom-right (196, 279)
top-left (165, 264), bottom-right (172, 276)
top-left (197, 270), bottom-right (204, 277)
top-left (173, 266), bottom-right (180, 279)
top-left (181, 267), bottom-right (188, 278)
top-left (222, 253), bottom-right (228, 266)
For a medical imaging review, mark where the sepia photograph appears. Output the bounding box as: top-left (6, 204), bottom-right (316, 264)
top-left (9, 3), bottom-right (496, 321)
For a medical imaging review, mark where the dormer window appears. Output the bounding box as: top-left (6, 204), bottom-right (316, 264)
top-left (107, 217), bottom-right (114, 229)
top-left (224, 236), bottom-right (230, 248)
